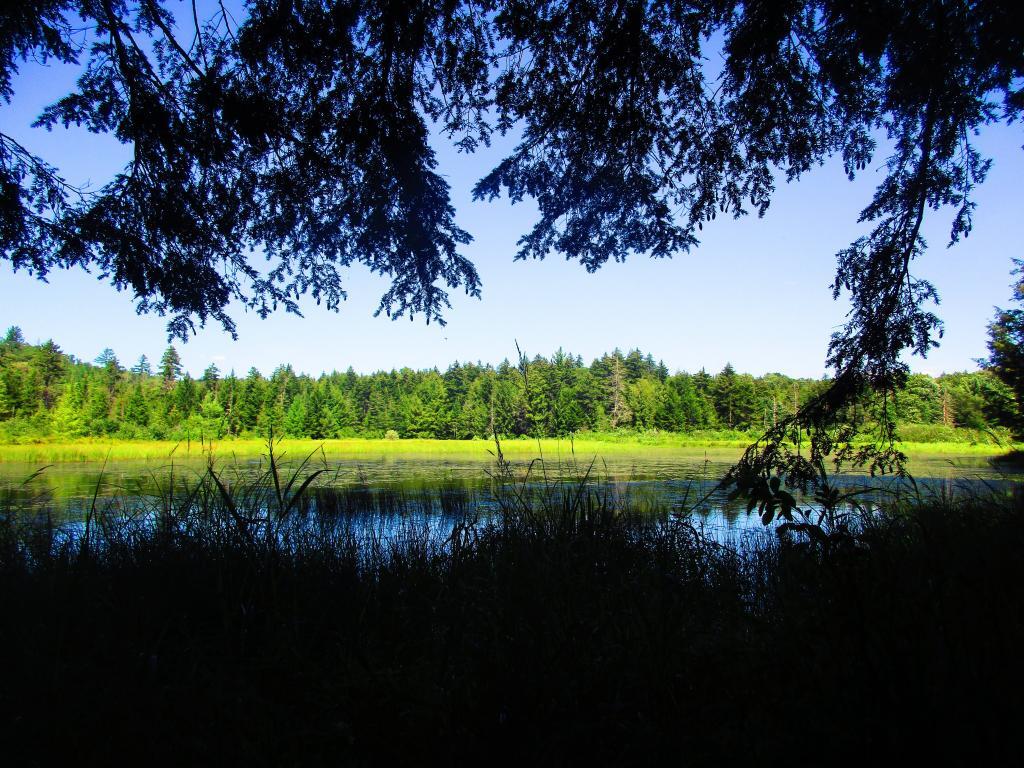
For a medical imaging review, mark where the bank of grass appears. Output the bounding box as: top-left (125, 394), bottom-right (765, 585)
top-left (0, 427), bottom-right (1016, 464)
top-left (898, 440), bottom-right (1018, 455)
top-left (0, 461), bottom-right (1021, 765)
top-left (0, 435), bottom-right (752, 464)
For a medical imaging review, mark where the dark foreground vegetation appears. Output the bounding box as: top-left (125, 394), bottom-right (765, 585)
top-left (1, 457), bottom-right (1021, 766)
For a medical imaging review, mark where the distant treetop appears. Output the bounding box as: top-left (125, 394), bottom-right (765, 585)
top-left (2, 327), bottom-right (25, 349)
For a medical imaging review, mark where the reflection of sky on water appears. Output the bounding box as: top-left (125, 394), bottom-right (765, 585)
top-left (3, 451), bottom-right (1021, 545)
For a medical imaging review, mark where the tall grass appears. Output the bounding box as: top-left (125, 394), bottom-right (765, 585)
top-left (0, 447), bottom-right (1021, 765)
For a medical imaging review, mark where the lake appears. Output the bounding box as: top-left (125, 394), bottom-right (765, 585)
top-left (2, 445), bottom-right (1019, 541)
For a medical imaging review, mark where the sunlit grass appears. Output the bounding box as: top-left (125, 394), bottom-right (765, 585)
top-left (0, 435), bottom-right (749, 464)
top-left (898, 440), bottom-right (1018, 455)
top-left (0, 433), bottom-right (1016, 464)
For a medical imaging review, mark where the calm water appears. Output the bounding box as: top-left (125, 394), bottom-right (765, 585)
top-left (2, 447), bottom-right (1020, 539)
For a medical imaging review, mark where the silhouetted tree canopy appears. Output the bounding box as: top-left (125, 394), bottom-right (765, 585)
top-left (2, 0), bottom-right (1022, 477)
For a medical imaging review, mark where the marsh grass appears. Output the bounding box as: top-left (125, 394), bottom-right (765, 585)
top-left (0, 436), bottom-right (751, 464)
top-left (0, 445), bottom-right (1021, 766)
top-left (0, 430), bottom-right (1015, 465)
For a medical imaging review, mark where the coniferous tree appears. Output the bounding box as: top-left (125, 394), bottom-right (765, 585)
top-left (18, 369), bottom-right (42, 417)
top-left (304, 385), bottom-right (338, 439)
top-left (524, 361), bottom-right (551, 436)
top-left (51, 379), bottom-right (86, 438)
top-left (174, 375), bottom-right (198, 419)
top-left (235, 368), bottom-right (265, 433)
top-left (0, 333), bottom-right (1021, 441)
top-left (94, 348), bottom-right (117, 367)
top-left (0, 377), bottom-right (12, 420)
top-left (283, 397), bottom-right (308, 438)
top-left (95, 349), bottom-right (122, 394)
top-left (624, 350), bottom-right (646, 383)
top-left (2, 327), bottom-right (25, 350)
top-left (628, 378), bottom-right (661, 430)
top-left (36, 340), bottom-right (64, 409)
top-left (332, 392), bottom-right (360, 437)
top-left (607, 355), bottom-right (632, 428)
top-left (201, 364), bottom-right (221, 392)
top-left (258, 397), bottom-right (285, 439)
top-left (714, 364), bottom-right (738, 428)
top-left (85, 386), bottom-right (112, 433)
top-left (124, 384), bottom-right (149, 428)
top-left (458, 375), bottom-right (492, 438)
top-left (196, 393), bottom-right (225, 438)
top-left (363, 387), bottom-right (391, 436)
top-left (131, 355), bottom-right (152, 377)
top-left (982, 260), bottom-right (1024, 436)
top-left (159, 346), bottom-right (183, 386)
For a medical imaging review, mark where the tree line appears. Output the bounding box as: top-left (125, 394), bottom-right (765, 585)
top-left (0, 327), bottom-right (1016, 443)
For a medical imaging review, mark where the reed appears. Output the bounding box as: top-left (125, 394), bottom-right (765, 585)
top-left (0, 448), bottom-right (1021, 766)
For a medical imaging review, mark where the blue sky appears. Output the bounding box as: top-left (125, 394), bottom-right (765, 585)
top-left (2, 39), bottom-right (1022, 380)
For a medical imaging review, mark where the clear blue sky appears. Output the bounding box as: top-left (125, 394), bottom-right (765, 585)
top-left (2, 38), bottom-right (1022, 380)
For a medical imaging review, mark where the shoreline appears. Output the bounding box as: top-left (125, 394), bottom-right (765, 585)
top-left (0, 436), bottom-right (1016, 464)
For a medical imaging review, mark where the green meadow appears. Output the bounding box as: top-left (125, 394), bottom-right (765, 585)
top-left (0, 435), bottom-right (746, 465)
top-left (0, 434), bottom-right (1015, 465)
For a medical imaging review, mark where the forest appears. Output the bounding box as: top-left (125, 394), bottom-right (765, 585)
top-left (0, 326), bottom-right (1016, 445)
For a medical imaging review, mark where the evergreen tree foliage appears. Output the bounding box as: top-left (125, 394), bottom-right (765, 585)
top-left (36, 340), bottom-right (64, 408)
top-left (94, 348), bottom-right (117, 367)
top-left (2, 327), bottom-right (25, 349)
top-left (0, 377), bottom-right (12, 420)
top-left (0, 331), bottom-right (1017, 443)
top-left (201, 364), bottom-right (221, 391)
top-left (50, 378), bottom-right (86, 438)
top-left (131, 355), bottom-right (152, 377)
top-left (159, 346), bottom-right (183, 385)
top-left (124, 384), bottom-right (149, 428)
top-left (982, 260), bottom-right (1024, 436)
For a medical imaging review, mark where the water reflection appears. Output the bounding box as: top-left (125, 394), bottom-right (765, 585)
top-left (1, 448), bottom-right (1019, 547)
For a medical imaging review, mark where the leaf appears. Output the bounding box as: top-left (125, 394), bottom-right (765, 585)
top-left (282, 469), bottom-right (326, 519)
top-left (208, 468), bottom-right (254, 546)
top-left (769, 476), bottom-right (781, 494)
top-left (777, 490), bottom-right (796, 508)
